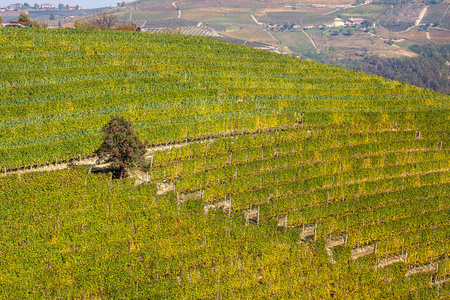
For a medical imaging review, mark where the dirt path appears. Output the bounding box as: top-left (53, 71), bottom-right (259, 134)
top-left (1, 158), bottom-right (98, 177)
top-left (265, 30), bottom-right (281, 45)
top-left (172, 2), bottom-right (181, 18)
top-left (398, 5), bottom-right (428, 33)
top-left (1, 124), bottom-right (289, 178)
top-left (1, 139), bottom-right (211, 178)
top-left (3, 127), bottom-right (444, 178)
top-left (301, 30), bottom-right (319, 53)
top-left (440, 3), bottom-right (450, 24)
top-left (251, 14), bottom-right (263, 26)
top-left (250, 14), bottom-right (282, 47)
top-left (3, 125), bottom-right (283, 178)
top-left (324, 9), bottom-right (340, 16)
top-left (144, 139), bottom-right (208, 159)
top-left (415, 6), bottom-right (428, 26)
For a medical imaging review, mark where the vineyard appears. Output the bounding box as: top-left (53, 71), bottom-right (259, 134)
top-left (1, 27), bottom-right (450, 298)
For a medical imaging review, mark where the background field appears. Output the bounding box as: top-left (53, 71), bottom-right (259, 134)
top-left (332, 4), bottom-right (389, 21)
top-left (271, 30), bottom-right (318, 53)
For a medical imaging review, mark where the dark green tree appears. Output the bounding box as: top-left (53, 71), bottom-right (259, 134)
top-left (95, 116), bottom-right (148, 178)
top-left (361, 20), bottom-right (373, 28)
top-left (49, 13), bottom-right (55, 20)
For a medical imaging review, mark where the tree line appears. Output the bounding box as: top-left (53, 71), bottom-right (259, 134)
top-left (307, 43), bottom-right (450, 94)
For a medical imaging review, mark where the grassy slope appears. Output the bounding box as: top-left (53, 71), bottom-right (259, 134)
top-left (1, 28), bottom-right (450, 298)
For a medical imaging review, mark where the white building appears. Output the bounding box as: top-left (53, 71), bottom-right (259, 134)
top-left (8, 3), bottom-right (23, 10)
top-left (331, 18), bottom-right (345, 27)
top-left (41, 3), bottom-right (55, 9)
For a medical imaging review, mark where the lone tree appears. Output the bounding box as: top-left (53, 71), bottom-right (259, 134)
top-left (90, 12), bottom-right (118, 29)
top-left (361, 20), bottom-right (373, 28)
top-left (18, 13), bottom-right (31, 23)
top-left (96, 116), bottom-right (148, 179)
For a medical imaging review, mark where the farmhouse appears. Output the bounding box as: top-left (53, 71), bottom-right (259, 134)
top-left (327, 18), bottom-right (345, 28)
top-left (2, 21), bottom-right (32, 27)
top-left (345, 17), bottom-right (364, 26)
top-left (8, 3), bottom-right (22, 10)
top-left (41, 3), bottom-right (55, 9)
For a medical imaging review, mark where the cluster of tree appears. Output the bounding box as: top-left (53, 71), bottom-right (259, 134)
top-left (331, 22), bottom-right (375, 37)
top-left (56, 3), bottom-right (80, 10)
top-left (74, 12), bottom-right (137, 30)
top-left (17, 3), bottom-right (79, 10)
top-left (307, 43), bottom-right (450, 94)
top-left (18, 13), bottom-right (47, 28)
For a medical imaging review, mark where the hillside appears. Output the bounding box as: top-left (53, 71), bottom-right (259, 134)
top-left (1, 28), bottom-right (450, 298)
top-left (100, 0), bottom-right (450, 93)
top-left (6, 0), bottom-right (448, 92)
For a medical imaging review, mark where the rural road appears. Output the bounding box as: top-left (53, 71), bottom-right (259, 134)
top-left (415, 6), bottom-right (428, 26)
top-left (172, 2), bottom-right (181, 18)
top-left (302, 30), bottom-right (320, 53)
top-left (399, 5), bottom-right (428, 33)
top-left (251, 15), bottom-right (263, 26)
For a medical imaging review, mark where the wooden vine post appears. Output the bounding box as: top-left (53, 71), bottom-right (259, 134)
top-left (257, 206), bottom-right (260, 225)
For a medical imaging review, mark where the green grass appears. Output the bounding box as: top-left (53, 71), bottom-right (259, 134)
top-left (183, 10), bottom-right (256, 25)
top-left (125, 10), bottom-right (178, 20)
top-left (259, 11), bottom-right (334, 26)
top-left (332, 4), bottom-right (390, 21)
top-left (271, 30), bottom-right (318, 54)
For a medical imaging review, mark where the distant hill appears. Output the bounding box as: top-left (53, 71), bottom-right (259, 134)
top-left (83, 0), bottom-right (450, 93)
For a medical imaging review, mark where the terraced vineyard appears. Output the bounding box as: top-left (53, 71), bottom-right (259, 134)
top-left (1, 28), bottom-right (450, 298)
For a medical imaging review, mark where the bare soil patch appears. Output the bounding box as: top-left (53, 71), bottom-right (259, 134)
top-left (351, 244), bottom-right (375, 260)
top-left (405, 262), bottom-right (437, 277)
top-left (156, 182), bottom-right (175, 195)
top-left (179, 190), bottom-right (203, 203)
top-left (375, 253), bottom-right (407, 269)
